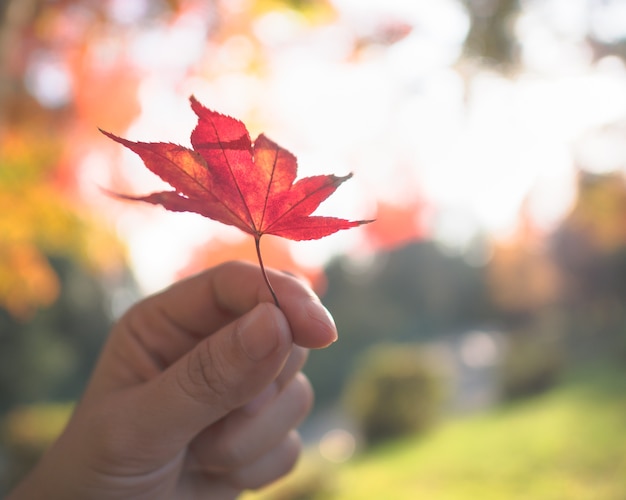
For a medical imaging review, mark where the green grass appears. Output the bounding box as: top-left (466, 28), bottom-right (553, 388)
top-left (247, 365), bottom-right (626, 500)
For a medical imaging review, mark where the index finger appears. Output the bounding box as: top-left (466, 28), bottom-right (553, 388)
top-left (131, 261), bottom-right (337, 363)
top-left (215, 261), bottom-right (337, 348)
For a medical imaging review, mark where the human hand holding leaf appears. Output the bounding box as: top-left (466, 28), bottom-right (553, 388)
top-left (101, 96), bottom-right (372, 306)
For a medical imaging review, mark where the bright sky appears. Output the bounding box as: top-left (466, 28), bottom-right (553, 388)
top-left (83, 0), bottom-right (626, 293)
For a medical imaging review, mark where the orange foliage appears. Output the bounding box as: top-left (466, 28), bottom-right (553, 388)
top-left (0, 244), bottom-right (60, 319)
top-left (0, 129), bottom-right (125, 318)
top-left (565, 173), bottom-right (626, 252)
top-left (487, 214), bottom-right (560, 315)
top-left (0, 0), bottom-right (145, 317)
top-left (363, 200), bottom-right (426, 251)
top-left (70, 51), bottom-right (141, 134)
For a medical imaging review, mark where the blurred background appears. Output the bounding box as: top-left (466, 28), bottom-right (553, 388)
top-left (1, 0), bottom-right (626, 497)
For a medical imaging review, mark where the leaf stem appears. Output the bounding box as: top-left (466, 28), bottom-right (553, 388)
top-left (255, 236), bottom-right (280, 308)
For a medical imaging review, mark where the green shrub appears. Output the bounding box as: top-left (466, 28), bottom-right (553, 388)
top-left (343, 343), bottom-right (445, 447)
top-left (498, 331), bottom-right (563, 401)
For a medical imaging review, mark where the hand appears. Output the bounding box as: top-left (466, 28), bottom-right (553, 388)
top-left (9, 261), bottom-right (337, 499)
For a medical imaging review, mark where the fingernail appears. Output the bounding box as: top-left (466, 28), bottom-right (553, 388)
top-left (238, 304), bottom-right (281, 361)
top-left (307, 302), bottom-right (338, 344)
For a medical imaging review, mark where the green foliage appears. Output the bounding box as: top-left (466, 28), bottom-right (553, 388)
top-left (343, 344), bottom-right (445, 447)
top-left (1, 403), bottom-right (73, 493)
top-left (497, 323), bottom-right (564, 401)
top-left (276, 365), bottom-right (626, 499)
top-left (0, 256), bottom-right (120, 414)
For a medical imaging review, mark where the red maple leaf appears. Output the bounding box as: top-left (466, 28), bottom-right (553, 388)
top-left (101, 96), bottom-right (372, 305)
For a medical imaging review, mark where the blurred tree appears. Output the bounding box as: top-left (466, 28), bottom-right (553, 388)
top-left (0, 125), bottom-right (125, 317)
top-left (555, 172), bottom-right (626, 271)
top-left (307, 241), bottom-right (493, 407)
top-left (486, 206), bottom-right (561, 326)
top-left (485, 213), bottom-right (566, 401)
top-left (550, 172), bottom-right (626, 359)
top-left (0, 0), bottom-right (141, 317)
top-left (498, 323), bottom-right (563, 401)
top-left (461, 0), bottom-right (521, 70)
top-left (0, 255), bottom-right (125, 414)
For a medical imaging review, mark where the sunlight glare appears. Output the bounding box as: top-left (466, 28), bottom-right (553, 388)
top-left (104, 0), bottom-right (626, 292)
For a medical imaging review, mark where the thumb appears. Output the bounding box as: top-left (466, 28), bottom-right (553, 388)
top-left (122, 303), bottom-right (293, 456)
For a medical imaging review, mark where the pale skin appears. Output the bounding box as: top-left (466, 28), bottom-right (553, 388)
top-left (8, 261), bottom-right (338, 499)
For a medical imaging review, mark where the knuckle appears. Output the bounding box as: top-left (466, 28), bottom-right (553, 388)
top-left (228, 431), bottom-right (303, 491)
top-left (217, 435), bottom-right (250, 469)
top-left (291, 373), bottom-right (314, 416)
top-left (177, 341), bottom-right (230, 405)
